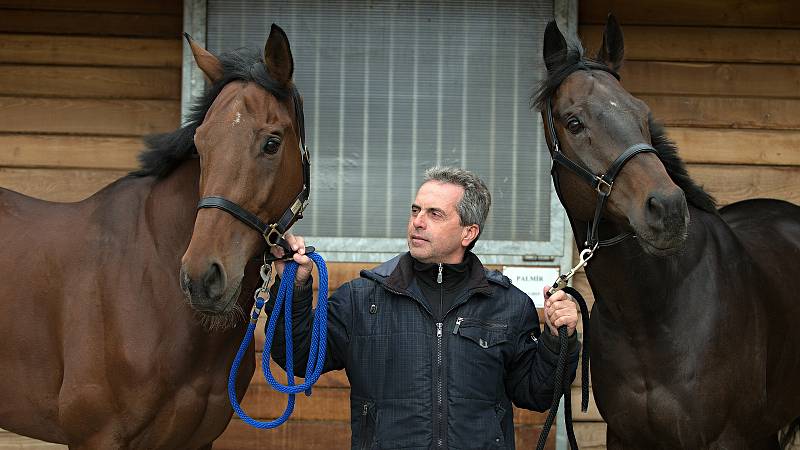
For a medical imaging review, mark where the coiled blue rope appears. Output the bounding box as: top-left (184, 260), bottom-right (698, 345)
top-left (228, 252), bottom-right (328, 428)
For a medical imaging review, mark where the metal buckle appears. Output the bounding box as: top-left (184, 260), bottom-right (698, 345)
top-left (264, 224), bottom-right (282, 246)
top-left (595, 177), bottom-right (613, 196)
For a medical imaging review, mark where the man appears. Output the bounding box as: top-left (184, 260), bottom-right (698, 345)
top-left (267, 167), bottom-right (579, 449)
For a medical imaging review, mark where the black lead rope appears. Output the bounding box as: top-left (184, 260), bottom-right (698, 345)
top-left (535, 287), bottom-right (591, 450)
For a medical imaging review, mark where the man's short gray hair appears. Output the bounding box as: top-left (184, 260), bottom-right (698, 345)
top-left (423, 166), bottom-right (491, 251)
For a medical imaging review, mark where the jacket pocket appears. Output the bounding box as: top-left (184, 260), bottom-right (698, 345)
top-left (452, 317), bottom-right (509, 348)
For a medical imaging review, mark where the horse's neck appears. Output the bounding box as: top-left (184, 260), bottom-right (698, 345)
top-left (575, 206), bottom-right (729, 332)
top-left (144, 159), bottom-right (201, 256)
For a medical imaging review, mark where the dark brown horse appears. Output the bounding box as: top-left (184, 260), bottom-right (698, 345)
top-left (536, 16), bottom-right (800, 449)
top-left (0, 25), bottom-right (306, 449)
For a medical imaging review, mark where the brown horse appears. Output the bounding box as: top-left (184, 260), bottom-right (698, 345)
top-left (0, 25), bottom-right (306, 449)
top-left (536, 16), bottom-right (800, 449)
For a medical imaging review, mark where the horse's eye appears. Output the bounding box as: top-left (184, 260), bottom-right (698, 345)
top-left (566, 117), bottom-right (584, 134)
top-left (262, 137), bottom-right (281, 154)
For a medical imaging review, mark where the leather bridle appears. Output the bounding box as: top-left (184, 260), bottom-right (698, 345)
top-left (196, 86), bottom-right (310, 258)
top-left (543, 61), bottom-right (658, 251)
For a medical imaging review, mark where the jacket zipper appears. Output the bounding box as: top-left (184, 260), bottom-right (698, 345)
top-left (435, 322), bottom-right (444, 448)
top-left (360, 402), bottom-right (371, 450)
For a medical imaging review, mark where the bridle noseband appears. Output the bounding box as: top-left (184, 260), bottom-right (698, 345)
top-left (196, 86), bottom-right (310, 258)
top-left (544, 61), bottom-right (658, 251)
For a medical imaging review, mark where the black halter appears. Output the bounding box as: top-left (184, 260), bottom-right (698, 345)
top-left (196, 86), bottom-right (310, 256)
top-left (544, 61), bottom-right (658, 250)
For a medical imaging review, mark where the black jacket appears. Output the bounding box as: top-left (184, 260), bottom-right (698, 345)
top-left (265, 252), bottom-right (579, 449)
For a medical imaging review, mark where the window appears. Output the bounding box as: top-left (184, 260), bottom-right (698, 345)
top-left (190, 0), bottom-right (569, 264)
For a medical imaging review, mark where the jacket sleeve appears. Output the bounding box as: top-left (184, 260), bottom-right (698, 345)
top-left (505, 295), bottom-right (580, 412)
top-left (264, 276), bottom-right (352, 377)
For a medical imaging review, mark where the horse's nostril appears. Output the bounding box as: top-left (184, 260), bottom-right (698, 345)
top-left (203, 262), bottom-right (226, 301)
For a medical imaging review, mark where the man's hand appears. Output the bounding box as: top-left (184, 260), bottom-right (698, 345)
top-left (542, 287), bottom-right (579, 337)
top-left (270, 233), bottom-right (313, 286)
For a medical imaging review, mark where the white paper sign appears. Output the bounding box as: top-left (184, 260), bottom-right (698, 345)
top-left (502, 266), bottom-right (561, 308)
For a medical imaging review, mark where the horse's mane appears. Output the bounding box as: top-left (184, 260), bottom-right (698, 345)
top-left (532, 39), bottom-right (718, 214)
top-left (131, 47), bottom-right (294, 178)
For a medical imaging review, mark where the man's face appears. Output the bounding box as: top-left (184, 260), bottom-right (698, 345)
top-left (407, 181), bottom-right (477, 264)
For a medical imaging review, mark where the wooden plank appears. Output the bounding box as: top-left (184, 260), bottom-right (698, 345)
top-left (667, 127), bottom-right (800, 166)
top-left (0, 65), bottom-right (180, 100)
top-left (579, 0), bottom-right (800, 28)
top-left (217, 419), bottom-right (556, 450)
top-left (0, 430), bottom-right (64, 449)
top-left (0, 10), bottom-right (180, 38)
top-left (0, 167), bottom-right (126, 202)
top-left (0, 135), bottom-right (143, 170)
top-left (580, 25), bottom-right (800, 64)
top-left (0, 34), bottom-right (182, 68)
top-left (0, 97), bottom-right (179, 136)
top-left (216, 419), bottom-right (351, 450)
top-left (688, 164), bottom-right (800, 206)
top-left (0, 0), bottom-right (181, 15)
top-left (573, 422), bottom-right (607, 449)
top-left (619, 61), bottom-right (800, 99)
top-left (640, 95), bottom-right (800, 130)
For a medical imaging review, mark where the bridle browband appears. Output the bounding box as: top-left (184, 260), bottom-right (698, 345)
top-left (196, 85), bottom-right (310, 258)
top-left (543, 60), bottom-right (658, 251)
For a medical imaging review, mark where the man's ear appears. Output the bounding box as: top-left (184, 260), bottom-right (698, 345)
top-left (461, 224), bottom-right (480, 247)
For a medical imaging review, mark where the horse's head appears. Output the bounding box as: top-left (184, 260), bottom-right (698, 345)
top-left (537, 16), bottom-right (689, 256)
top-left (180, 25), bottom-right (307, 319)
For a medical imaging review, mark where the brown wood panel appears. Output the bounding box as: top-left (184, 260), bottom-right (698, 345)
top-left (573, 422), bottom-right (608, 449)
top-left (0, 134), bottom-right (142, 170)
top-left (0, 430), bottom-right (64, 449)
top-left (0, 167), bottom-right (126, 202)
top-left (217, 419), bottom-right (556, 450)
top-left (0, 0), bottom-right (180, 15)
top-left (0, 10), bottom-right (180, 38)
top-left (0, 34), bottom-right (182, 68)
top-left (619, 61), bottom-right (800, 98)
top-left (688, 164), bottom-right (800, 206)
top-left (580, 25), bottom-right (800, 64)
top-left (640, 95), bottom-right (800, 130)
top-left (0, 97), bottom-right (179, 136)
top-left (579, 1), bottom-right (800, 28)
top-left (0, 65), bottom-right (181, 100)
top-left (667, 127), bottom-right (800, 166)
top-left (216, 419), bottom-right (351, 450)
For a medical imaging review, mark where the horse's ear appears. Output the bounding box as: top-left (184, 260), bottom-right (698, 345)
top-left (543, 20), bottom-right (568, 74)
top-left (596, 13), bottom-right (624, 72)
top-left (184, 33), bottom-right (224, 84)
top-left (264, 24), bottom-right (294, 86)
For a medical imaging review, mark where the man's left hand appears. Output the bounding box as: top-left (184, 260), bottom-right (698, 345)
top-left (542, 287), bottom-right (579, 337)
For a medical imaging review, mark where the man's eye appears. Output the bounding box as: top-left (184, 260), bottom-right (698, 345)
top-left (262, 137), bottom-right (281, 154)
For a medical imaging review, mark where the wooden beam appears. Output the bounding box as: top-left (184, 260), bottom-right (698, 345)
top-left (0, 167), bottom-right (127, 202)
top-left (620, 61), bottom-right (800, 99)
top-left (666, 127), bottom-right (800, 166)
top-left (0, 97), bottom-right (179, 136)
top-left (0, 134), bottom-right (143, 170)
top-left (0, 0), bottom-right (181, 15)
top-left (580, 25), bottom-right (800, 64)
top-left (0, 429), bottom-right (64, 448)
top-left (0, 34), bottom-right (181, 68)
top-left (0, 9), bottom-right (180, 38)
top-left (688, 164), bottom-right (800, 206)
top-left (0, 65), bottom-right (181, 100)
top-left (579, 1), bottom-right (800, 28)
top-left (640, 95), bottom-right (800, 130)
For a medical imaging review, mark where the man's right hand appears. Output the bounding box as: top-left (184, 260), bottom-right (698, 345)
top-left (270, 233), bottom-right (313, 286)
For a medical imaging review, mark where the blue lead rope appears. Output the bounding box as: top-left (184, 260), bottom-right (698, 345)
top-left (228, 252), bottom-right (328, 428)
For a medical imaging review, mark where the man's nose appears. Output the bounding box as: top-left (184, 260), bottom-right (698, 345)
top-left (412, 213), bottom-right (425, 229)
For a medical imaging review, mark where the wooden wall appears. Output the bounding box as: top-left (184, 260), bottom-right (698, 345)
top-left (571, 1), bottom-right (800, 447)
top-left (0, 0), bottom-right (182, 203)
